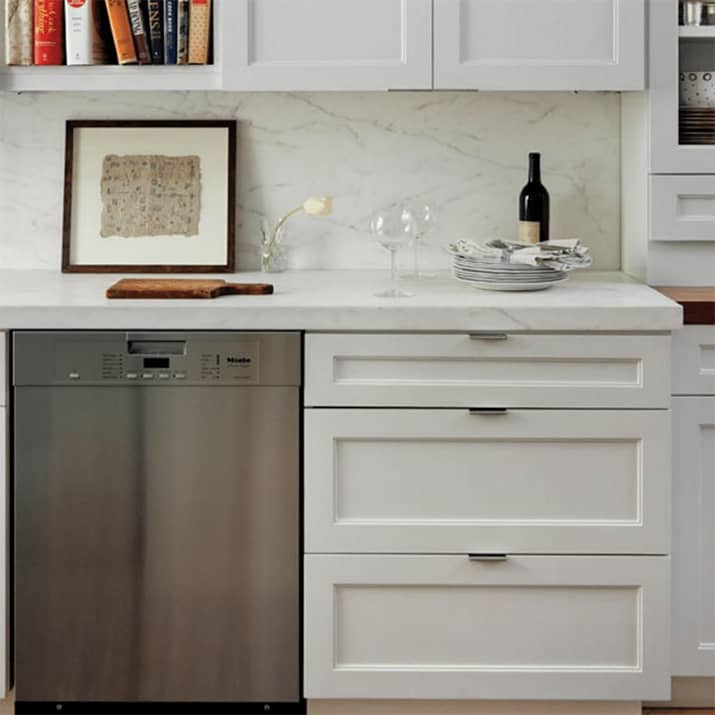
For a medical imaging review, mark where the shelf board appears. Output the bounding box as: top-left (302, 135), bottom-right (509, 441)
top-left (679, 25), bottom-right (715, 38)
top-left (0, 64), bottom-right (220, 92)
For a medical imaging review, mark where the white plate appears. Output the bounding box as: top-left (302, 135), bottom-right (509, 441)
top-left (455, 276), bottom-right (569, 292)
top-left (454, 262), bottom-right (561, 275)
top-left (454, 270), bottom-right (566, 283)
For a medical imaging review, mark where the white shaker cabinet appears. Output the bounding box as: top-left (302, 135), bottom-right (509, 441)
top-left (433, 0), bottom-right (646, 91)
top-left (222, 0), bottom-right (432, 91)
top-left (672, 397), bottom-right (715, 676)
top-left (0, 333), bottom-right (7, 699)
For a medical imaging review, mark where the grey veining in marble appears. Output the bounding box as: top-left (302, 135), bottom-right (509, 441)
top-left (0, 91), bottom-right (621, 271)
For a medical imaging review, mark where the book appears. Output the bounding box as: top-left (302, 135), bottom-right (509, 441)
top-left (146, 0), bottom-right (162, 63)
top-left (34, 0), bottom-right (64, 64)
top-left (176, 0), bottom-right (187, 63)
top-left (162, 0), bottom-right (177, 64)
top-left (187, 0), bottom-right (209, 64)
top-left (5, 0), bottom-right (34, 65)
top-left (65, 0), bottom-right (108, 65)
top-left (104, 0), bottom-right (136, 63)
top-left (126, 0), bottom-right (150, 62)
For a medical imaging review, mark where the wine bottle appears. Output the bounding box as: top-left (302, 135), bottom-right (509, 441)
top-left (519, 152), bottom-right (550, 244)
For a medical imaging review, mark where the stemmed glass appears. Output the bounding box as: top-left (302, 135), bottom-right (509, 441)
top-left (370, 207), bottom-right (416, 298)
top-left (403, 203), bottom-right (437, 279)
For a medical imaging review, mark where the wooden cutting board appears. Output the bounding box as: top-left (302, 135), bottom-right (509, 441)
top-left (107, 279), bottom-right (274, 299)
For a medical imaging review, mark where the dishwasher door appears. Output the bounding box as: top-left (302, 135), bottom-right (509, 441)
top-left (15, 382), bottom-right (301, 706)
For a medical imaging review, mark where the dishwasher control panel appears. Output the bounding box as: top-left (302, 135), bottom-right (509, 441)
top-left (13, 332), bottom-right (302, 387)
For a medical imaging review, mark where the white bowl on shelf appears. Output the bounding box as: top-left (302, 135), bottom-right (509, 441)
top-left (680, 71), bottom-right (715, 107)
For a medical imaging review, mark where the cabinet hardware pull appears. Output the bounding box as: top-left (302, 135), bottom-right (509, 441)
top-left (469, 332), bottom-right (508, 341)
top-left (469, 554), bottom-right (509, 562)
top-left (468, 408), bottom-right (509, 416)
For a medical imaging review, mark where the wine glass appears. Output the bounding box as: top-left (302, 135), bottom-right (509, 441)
top-left (403, 202), bottom-right (437, 279)
top-left (370, 207), bottom-right (416, 298)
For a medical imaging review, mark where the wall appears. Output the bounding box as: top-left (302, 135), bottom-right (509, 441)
top-left (0, 91), bottom-right (621, 271)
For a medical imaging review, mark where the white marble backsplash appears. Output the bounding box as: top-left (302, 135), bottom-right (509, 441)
top-left (0, 91), bottom-right (621, 271)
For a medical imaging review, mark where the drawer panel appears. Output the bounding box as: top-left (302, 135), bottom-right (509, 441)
top-left (305, 333), bottom-right (670, 408)
top-left (673, 326), bottom-right (715, 395)
top-left (305, 555), bottom-right (670, 701)
top-left (305, 409), bottom-right (670, 555)
top-left (650, 175), bottom-right (715, 242)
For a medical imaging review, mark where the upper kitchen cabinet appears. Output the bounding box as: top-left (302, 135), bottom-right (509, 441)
top-left (221, 0), bottom-right (432, 91)
top-left (433, 0), bottom-right (646, 91)
top-left (650, 0), bottom-right (715, 173)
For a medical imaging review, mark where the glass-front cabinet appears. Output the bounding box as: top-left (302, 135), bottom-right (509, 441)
top-left (651, 0), bottom-right (715, 173)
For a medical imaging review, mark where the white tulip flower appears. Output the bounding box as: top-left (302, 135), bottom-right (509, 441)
top-left (262, 196), bottom-right (334, 272)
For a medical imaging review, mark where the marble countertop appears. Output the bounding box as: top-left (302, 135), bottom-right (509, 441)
top-left (0, 270), bottom-right (682, 332)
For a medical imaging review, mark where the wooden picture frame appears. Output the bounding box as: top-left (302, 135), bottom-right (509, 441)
top-left (62, 120), bottom-right (236, 273)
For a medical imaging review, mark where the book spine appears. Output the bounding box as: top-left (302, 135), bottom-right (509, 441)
top-left (104, 0), bottom-right (136, 63)
top-left (176, 0), bottom-right (187, 63)
top-left (126, 0), bottom-right (149, 62)
top-left (6, 0), bottom-right (34, 65)
top-left (162, 0), bottom-right (176, 64)
top-left (65, 0), bottom-right (105, 65)
top-left (34, 0), bottom-right (63, 64)
top-left (146, 0), bottom-right (162, 62)
top-left (187, 0), bottom-right (209, 64)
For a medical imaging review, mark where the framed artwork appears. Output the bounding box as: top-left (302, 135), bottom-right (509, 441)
top-left (62, 120), bottom-right (236, 273)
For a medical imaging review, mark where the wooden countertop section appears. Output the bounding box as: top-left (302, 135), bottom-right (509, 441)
top-left (656, 287), bottom-right (715, 325)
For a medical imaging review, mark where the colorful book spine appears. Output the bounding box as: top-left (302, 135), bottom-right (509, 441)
top-left (126, 0), bottom-right (150, 62)
top-left (187, 0), bottom-right (209, 65)
top-left (162, 0), bottom-right (177, 64)
top-left (5, 0), bottom-right (34, 65)
top-left (104, 0), bottom-right (136, 63)
top-left (146, 0), bottom-right (162, 63)
top-left (175, 0), bottom-right (187, 63)
top-left (65, 0), bottom-right (107, 65)
top-left (34, 0), bottom-right (64, 65)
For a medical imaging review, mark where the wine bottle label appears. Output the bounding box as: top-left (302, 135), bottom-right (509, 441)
top-left (519, 220), bottom-right (540, 244)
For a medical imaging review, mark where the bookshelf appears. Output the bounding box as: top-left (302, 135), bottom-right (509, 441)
top-left (0, 0), bottom-right (220, 92)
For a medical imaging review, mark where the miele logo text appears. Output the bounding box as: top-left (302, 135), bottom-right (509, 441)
top-left (227, 356), bottom-right (252, 365)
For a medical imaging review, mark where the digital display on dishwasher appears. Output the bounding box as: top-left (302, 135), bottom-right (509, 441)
top-left (144, 358), bottom-right (170, 369)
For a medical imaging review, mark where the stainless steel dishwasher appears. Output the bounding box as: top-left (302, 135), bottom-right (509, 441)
top-left (13, 331), bottom-right (303, 714)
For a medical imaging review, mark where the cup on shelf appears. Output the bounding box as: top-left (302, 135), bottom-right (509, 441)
top-left (680, 71), bottom-right (715, 107)
top-left (682, 0), bottom-right (704, 25)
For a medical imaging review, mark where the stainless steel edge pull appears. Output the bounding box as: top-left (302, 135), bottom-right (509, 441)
top-left (468, 408), bottom-right (509, 416)
top-left (469, 332), bottom-right (508, 341)
top-left (469, 554), bottom-right (509, 562)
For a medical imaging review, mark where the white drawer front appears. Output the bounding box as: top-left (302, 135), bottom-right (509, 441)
top-left (672, 397), bottom-right (715, 677)
top-left (305, 333), bottom-right (670, 409)
top-left (0, 334), bottom-right (5, 407)
top-left (673, 326), bottom-right (715, 396)
top-left (305, 409), bottom-right (670, 555)
top-left (650, 175), bottom-right (715, 242)
top-left (305, 555), bottom-right (670, 701)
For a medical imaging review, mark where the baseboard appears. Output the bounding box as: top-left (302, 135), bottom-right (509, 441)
top-left (643, 677), bottom-right (715, 708)
top-left (308, 701), bottom-right (642, 715)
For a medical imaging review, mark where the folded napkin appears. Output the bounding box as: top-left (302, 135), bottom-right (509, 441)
top-left (447, 238), bottom-right (592, 272)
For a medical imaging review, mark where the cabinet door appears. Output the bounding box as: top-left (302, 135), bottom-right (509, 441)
top-left (0, 408), bottom-right (7, 699)
top-left (223, 0), bottom-right (432, 91)
top-left (672, 397), bottom-right (715, 676)
top-left (434, 0), bottom-right (645, 90)
top-left (305, 409), bottom-right (671, 555)
top-left (305, 555), bottom-right (670, 700)
top-left (650, 0), bottom-right (715, 173)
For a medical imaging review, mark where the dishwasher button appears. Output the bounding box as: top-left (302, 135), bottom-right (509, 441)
top-left (158, 373), bottom-right (170, 380)
top-left (142, 373), bottom-right (154, 380)
top-left (174, 373), bottom-right (186, 380)
top-left (126, 372), bottom-right (138, 380)
top-left (68, 372), bottom-right (80, 380)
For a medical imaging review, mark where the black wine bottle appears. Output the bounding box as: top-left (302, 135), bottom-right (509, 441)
top-left (519, 152), bottom-right (550, 244)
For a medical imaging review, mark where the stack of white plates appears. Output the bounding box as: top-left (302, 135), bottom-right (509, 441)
top-left (453, 255), bottom-right (568, 292)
